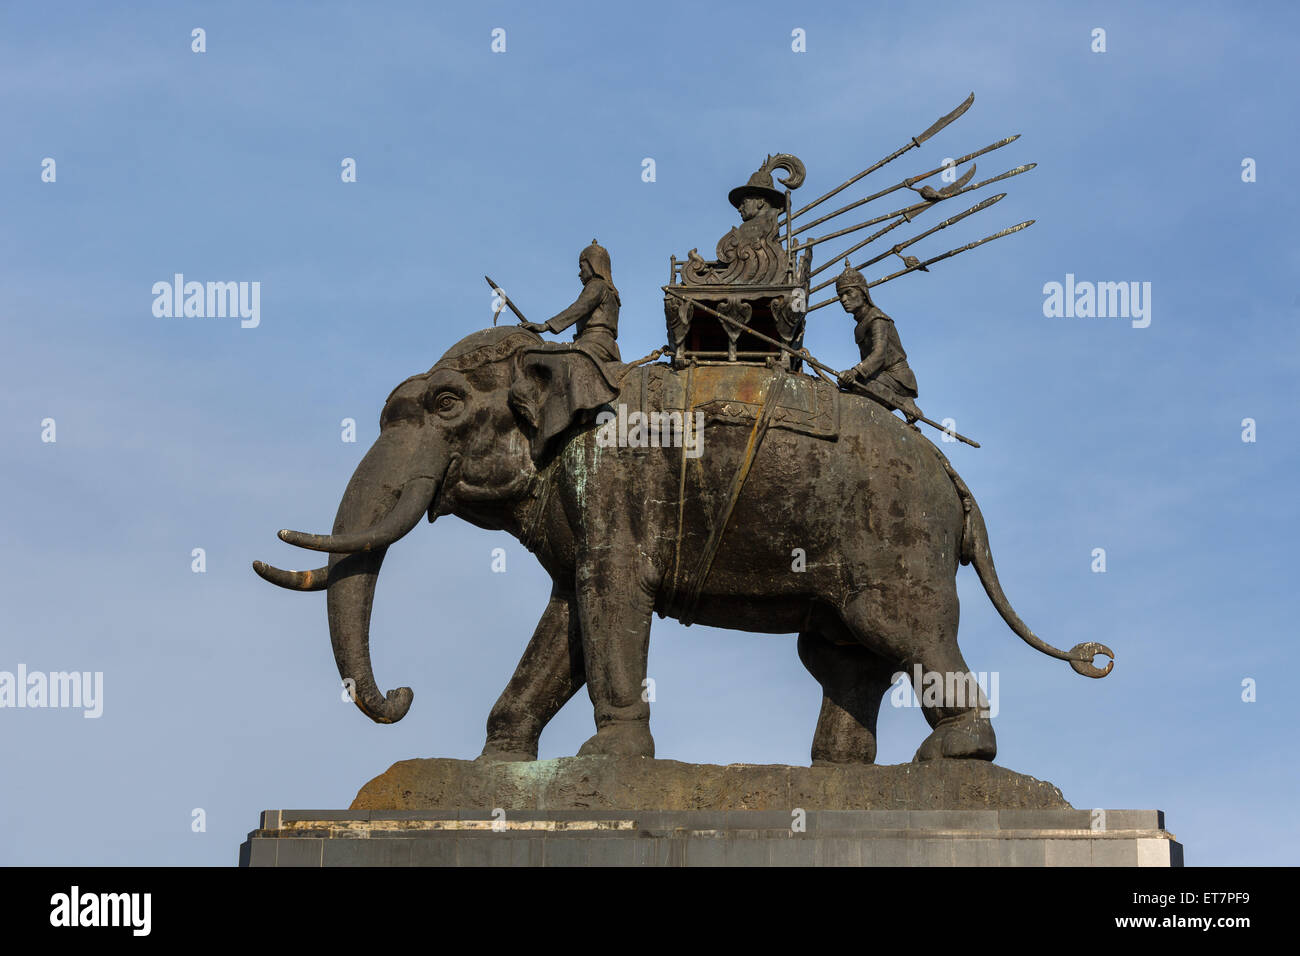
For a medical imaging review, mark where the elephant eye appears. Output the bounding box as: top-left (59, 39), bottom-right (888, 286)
top-left (431, 390), bottom-right (464, 417)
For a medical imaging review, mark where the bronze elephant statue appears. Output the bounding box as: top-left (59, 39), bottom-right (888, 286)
top-left (255, 326), bottom-right (1111, 764)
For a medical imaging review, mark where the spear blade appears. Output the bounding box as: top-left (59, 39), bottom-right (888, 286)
top-left (914, 90), bottom-right (975, 146)
top-left (797, 164), bottom-right (977, 248)
top-left (788, 133), bottom-right (1019, 236)
top-left (940, 162), bottom-right (1036, 200)
top-left (933, 162), bottom-right (979, 197)
top-left (484, 275), bottom-right (529, 325)
top-left (806, 220), bottom-right (1036, 311)
top-left (789, 92), bottom-right (974, 221)
top-left (803, 159), bottom-right (1034, 282)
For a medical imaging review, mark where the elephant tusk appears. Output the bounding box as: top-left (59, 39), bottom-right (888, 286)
top-left (279, 476), bottom-right (437, 553)
top-left (1067, 642), bottom-right (1115, 679)
top-left (252, 560), bottom-right (329, 592)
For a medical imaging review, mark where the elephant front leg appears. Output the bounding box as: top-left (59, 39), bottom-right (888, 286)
top-left (574, 561), bottom-right (656, 758)
top-left (479, 585), bottom-right (585, 762)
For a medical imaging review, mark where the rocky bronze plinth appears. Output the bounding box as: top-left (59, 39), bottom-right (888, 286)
top-left (350, 756), bottom-right (1070, 812)
top-left (240, 758), bottom-right (1182, 867)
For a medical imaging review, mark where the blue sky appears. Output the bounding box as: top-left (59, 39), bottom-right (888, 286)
top-left (1, 0), bottom-right (1296, 865)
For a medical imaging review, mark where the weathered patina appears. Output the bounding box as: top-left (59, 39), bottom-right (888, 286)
top-left (254, 92), bottom-right (1113, 770)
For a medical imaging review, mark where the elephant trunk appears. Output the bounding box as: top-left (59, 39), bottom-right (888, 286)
top-left (321, 429), bottom-right (444, 723)
top-left (327, 547), bottom-right (412, 722)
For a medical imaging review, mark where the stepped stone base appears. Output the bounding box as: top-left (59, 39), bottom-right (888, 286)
top-left (240, 807), bottom-right (1182, 867)
top-left (239, 757), bottom-right (1182, 867)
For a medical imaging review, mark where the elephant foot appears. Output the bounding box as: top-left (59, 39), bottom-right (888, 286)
top-left (476, 749), bottom-right (536, 763)
top-left (912, 715), bottom-right (996, 762)
top-left (811, 754), bottom-right (876, 767)
top-left (810, 738), bottom-right (877, 766)
top-left (477, 738), bottom-right (538, 763)
top-left (577, 720), bottom-right (655, 758)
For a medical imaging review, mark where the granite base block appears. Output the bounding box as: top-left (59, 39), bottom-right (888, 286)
top-left (240, 807), bottom-right (1182, 867)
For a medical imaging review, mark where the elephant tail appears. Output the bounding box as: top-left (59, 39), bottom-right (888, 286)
top-left (963, 492), bottom-right (1115, 679)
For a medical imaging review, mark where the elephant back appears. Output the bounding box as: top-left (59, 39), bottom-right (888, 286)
top-left (631, 363), bottom-right (839, 441)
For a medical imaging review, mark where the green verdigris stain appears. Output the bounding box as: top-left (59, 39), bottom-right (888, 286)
top-left (566, 429), bottom-right (603, 513)
top-left (500, 756), bottom-right (568, 811)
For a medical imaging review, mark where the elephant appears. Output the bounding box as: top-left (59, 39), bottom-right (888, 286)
top-left (254, 325), bottom-right (1112, 765)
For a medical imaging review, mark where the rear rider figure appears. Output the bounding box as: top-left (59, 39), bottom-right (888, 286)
top-left (834, 260), bottom-right (924, 424)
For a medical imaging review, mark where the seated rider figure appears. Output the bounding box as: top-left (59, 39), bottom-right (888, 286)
top-left (685, 154), bottom-right (804, 286)
top-left (834, 261), bottom-right (924, 424)
top-left (523, 240), bottom-right (621, 364)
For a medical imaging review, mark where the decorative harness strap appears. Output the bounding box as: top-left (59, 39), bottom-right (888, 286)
top-left (676, 366), bottom-right (788, 626)
top-left (666, 365), bottom-right (696, 613)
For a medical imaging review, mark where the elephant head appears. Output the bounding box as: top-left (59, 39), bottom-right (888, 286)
top-left (253, 326), bottom-right (621, 723)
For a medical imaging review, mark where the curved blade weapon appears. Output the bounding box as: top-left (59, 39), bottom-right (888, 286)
top-left (795, 164), bottom-right (977, 253)
top-left (789, 133), bottom-right (1020, 236)
top-left (786, 92), bottom-right (974, 222)
top-left (484, 275), bottom-right (530, 326)
top-left (801, 161), bottom-right (1035, 284)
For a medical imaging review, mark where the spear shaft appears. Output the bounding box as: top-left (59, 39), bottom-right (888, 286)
top-left (806, 220), bottom-right (1036, 312)
top-left (803, 161), bottom-right (1035, 282)
top-left (796, 164), bottom-right (983, 255)
top-left (788, 133), bottom-right (1019, 236)
top-left (662, 288), bottom-right (980, 446)
top-left (808, 193), bottom-right (1006, 295)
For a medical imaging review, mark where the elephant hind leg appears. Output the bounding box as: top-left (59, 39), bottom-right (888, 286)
top-left (797, 631), bottom-right (896, 765)
top-left (480, 585), bottom-right (585, 761)
top-left (837, 586), bottom-right (996, 762)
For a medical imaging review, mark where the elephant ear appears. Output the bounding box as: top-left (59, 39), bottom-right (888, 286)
top-left (509, 347), bottom-right (622, 460)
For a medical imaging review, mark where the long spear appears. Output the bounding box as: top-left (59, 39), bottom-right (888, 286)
top-left (804, 162), bottom-right (1036, 282)
top-left (807, 193), bottom-right (1006, 296)
top-left (662, 288), bottom-right (980, 447)
top-left (794, 164), bottom-right (976, 253)
top-left (790, 166), bottom-right (982, 257)
top-left (788, 133), bottom-right (1020, 235)
top-left (806, 220), bottom-right (1036, 312)
top-left (786, 92), bottom-right (974, 221)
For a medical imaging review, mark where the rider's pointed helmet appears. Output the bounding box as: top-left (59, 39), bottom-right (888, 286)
top-left (834, 259), bottom-right (871, 298)
top-left (579, 239), bottom-right (613, 283)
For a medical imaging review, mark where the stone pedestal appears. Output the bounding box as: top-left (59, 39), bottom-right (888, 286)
top-left (239, 757), bottom-right (1182, 867)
